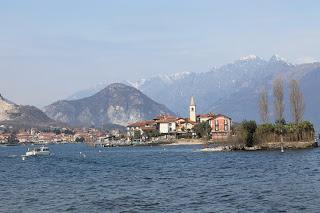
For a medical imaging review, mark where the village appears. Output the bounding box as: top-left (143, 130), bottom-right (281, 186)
top-left (0, 126), bottom-right (123, 145)
top-left (127, 96), bottom-right (232, 142)
top-left (0, 96), bottom-right (232, 145)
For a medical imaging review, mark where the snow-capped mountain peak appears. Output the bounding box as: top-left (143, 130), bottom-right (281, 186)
top-left (239, 55), bottom-right (258, 61)
top-left (126, 72), bottom-right (193, 89)
top-left (126, 78), bottom-right (147, 89)
top-left (159, 71), bottom-right (192, 82)
top-left (269, 54), bottom-right (287, 62)
top-left (66, 54), bottom-right (298, 103)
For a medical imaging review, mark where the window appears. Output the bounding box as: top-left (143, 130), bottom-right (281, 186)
top-left (224, 119), bottom-right (229, 131)
top-left (191, 107), bottom-right (194, 112)
top-left (214, 120), bottom-right (219, 131)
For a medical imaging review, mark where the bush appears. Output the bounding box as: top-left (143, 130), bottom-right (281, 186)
top-left (193, 122), bottom-right (212, 139)
top-left (75, 137), bottom-right (85, 143)
top-left (253, 121), bottom-right (315, 143)
top-left (255, 123), bottom-right (274, 144)
top-left (144, 129), bottom-right (160, 138)
top-left (274, 123), bottom-right (287, 135)
top-left (298, 121), bottom-right (314, 141)
top-left (236, 120), bottom-right (257, 147)
top-left (284, 123), bottom-right (298, 134)
top-left (298, 121), bottom-right (314, 132)
top-left (275, 118), bottom-right (286, 125)
top-left (256, 123), bottom-right (274, 134)
top-left (133, 130), bottom-right (141, 140)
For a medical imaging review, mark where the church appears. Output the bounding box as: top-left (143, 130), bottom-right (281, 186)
top-left (127, 96), bottom-right (232, 140)
top-left (186, 96), bottom-right (232, 140)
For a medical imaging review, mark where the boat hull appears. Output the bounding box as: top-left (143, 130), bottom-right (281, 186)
top-left (25, 151), bottom-right (50, 156)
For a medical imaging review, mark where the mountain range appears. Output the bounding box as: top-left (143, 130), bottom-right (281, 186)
top-left (2, 54), bottom-right (319, 129)
top-left (66, 55), bottom-right (320, 128)
top-left (0, 94), bottom-right (59, 129)
top-left (44, 83), bottom-right (174, 127)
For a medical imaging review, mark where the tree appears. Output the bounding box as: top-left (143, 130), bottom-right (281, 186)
top-left (144, 129), bottom-right (160, 138)
top-left (273, 78), bottom-right (285, 123)
top-left (193, 122), bottom-right (212, 139)
top-left (63, 129), bottom-right (74, 135)
top-left (133, 130), bottom-right (141, 140)
top-left (52, 129), bottom-right (61, 135)
top-left (237, 120), bottom-right (257, 147)
top-left (289, 79), bottom-right (305, 124)
top-left (258, 87), bottom-right (269, 123)
top-left (75, 137), bottom-right (85, 143)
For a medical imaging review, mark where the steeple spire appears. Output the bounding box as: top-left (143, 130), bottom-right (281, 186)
top-left (190, 96), bottom-right (196, 106)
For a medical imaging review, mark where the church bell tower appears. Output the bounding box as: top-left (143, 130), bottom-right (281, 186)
top-left (189, 96), bottom-right (196, 122)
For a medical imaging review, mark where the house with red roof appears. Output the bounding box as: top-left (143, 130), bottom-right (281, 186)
top-left (176, 118), bottom-right (196, 132)
top-left (153, 115), bottom-right (177, 134)
top-left (126, 96), bottom-right (233, 141)
top-left (0, 133), bottom-right (12, 143)
top-left (209, 114), bottom-right (232, 140)
top-left (127, 120), bottom-right (157, 139)
top-left (16, 131), bottom-right (33, 143)
top-left (197, 113), bottom-right (215, 123)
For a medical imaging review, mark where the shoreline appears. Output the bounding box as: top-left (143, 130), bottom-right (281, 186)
top-left (163, 139), bottom-right (206, 146)
top-left (1, 139), bottom-right (318, 151)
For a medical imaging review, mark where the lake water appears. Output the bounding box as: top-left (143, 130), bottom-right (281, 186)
top-left (0, 144), bottom-right (320, 212)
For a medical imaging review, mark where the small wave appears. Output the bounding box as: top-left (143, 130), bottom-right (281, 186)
top-left (195, 147), bottom-right (225, 152)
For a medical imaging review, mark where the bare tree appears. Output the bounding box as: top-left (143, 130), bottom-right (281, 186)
top-left (273, 78), bottom-right (285, 123)
top-left (258, 87), bottom-right (269, 123)
top-left (289, 79), bottom-right (305, 124)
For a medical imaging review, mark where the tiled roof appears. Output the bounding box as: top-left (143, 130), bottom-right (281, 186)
top-left (156, 118), bottom-right (177, 123)
top-left (154, 114), bottom-right (176, 120)
top-left (177, 118), bottom-right (197, 124)
top-left (127, 120), bottom-right (155, 127)
top-left (212, 114), bottom-right (232, 120)
top-left (154, 114), bottom-right (177, 123)
top-left (197, 113), bottom-right (215, 118)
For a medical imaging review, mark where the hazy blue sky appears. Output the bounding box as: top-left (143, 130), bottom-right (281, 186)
top-left (0, 0), bottom-right (320, 107)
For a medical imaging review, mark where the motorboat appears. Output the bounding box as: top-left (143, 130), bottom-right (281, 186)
top-left (25, 146), bottom-right (51, 157)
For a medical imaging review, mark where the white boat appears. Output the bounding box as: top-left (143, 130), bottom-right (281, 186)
top-left (25, 146), bottom-right (51, 157)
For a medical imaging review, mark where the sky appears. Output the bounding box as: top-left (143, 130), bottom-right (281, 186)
top-left (0, 0), bottom-right (320, 107)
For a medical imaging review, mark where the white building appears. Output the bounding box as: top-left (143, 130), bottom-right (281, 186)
top-left (189, 96), bottom-right (197, 122)
top-left (158, 120), bottom-right (176, 134)
top-left (153, 115), bottom-right (177, 134)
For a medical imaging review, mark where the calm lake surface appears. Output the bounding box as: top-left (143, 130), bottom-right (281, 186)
top-left (0, 144), bottom-right (320, 213)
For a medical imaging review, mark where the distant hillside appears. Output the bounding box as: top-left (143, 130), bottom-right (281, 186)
top-left (44, 83), bottom-right (174, 127)
top-left (0, 94), bottom-right (59, 128)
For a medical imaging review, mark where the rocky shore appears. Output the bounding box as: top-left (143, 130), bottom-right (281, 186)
top-left (198, 140), bottom-right (318, 152)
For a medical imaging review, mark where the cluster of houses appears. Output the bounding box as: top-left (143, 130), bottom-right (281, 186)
top-left (0, 126), bottom-right (122, 144)
top-left (0, 96), bottom-right (233, 144)
top-left (127, 97), bottom-right (232, 141)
